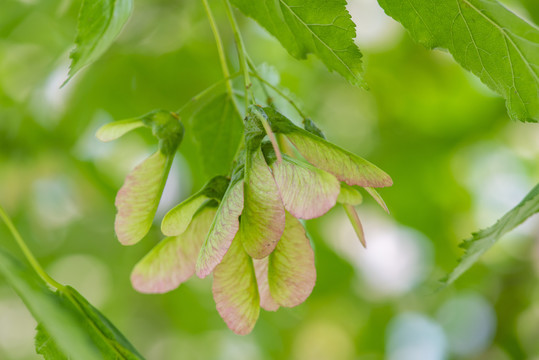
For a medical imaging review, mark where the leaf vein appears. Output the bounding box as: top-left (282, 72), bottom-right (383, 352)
top-left (278, 0), bottom-right (360, 83)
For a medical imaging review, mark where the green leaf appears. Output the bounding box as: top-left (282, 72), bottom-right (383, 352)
top-left (0, 248), bottom-right (99, 360)
top-left (191, 94), bottom-right (243, 177)
top-left (520, 0), bottom-right (539, 25)
top-left (230, 0), bottom-right (365, 87)
top-left (66, 0), bottom-right (133, 83)
top-left (303, 118), bottom-right (326, 139)
top-left (0, 248), bottom-right (144, 359)
top-left (35, 324), bottom-right (68, 360)
top-left (62, 286), bottom-right (144, 359)
top-left (377, 0), bottom-right (539, 122)
top-left (445, 182), bottom-right (539, 285)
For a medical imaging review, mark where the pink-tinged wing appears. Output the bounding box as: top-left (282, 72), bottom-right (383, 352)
top-left (115, 151), bottom-right (170, 245)
top-left (253, 258), bottom-right (279, 312)
top-left (196, 180), bottom-right (244, 278)
top-left (96, 118), bottom-right (144, 142)
top-left (271, 155), bottom-right (339, 219)
top-left (131, 206), bottom-right (216, 293)
top-left (268, 213), bottom-right (316, 307)
top-left (364, 187), bottom-right (390, 214)
top-left (212, 235), bottom-right (260, 335)
top-left (241, 147), bottom-right (285, 259)
top-left (343, 204), bottom-right (366, 248)
top-left (161, 193), bottom-right (209, 236)
top-left (286, 130), bottom-right (392, 188)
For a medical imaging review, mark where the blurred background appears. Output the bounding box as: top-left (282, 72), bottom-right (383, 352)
top-left (1, 0), bottom-right (539, 359)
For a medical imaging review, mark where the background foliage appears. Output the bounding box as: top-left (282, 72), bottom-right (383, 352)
top-left (1, 0), bottom-right (539, 359)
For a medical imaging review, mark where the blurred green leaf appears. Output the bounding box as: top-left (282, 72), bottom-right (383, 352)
top-left (378, 0), bottom-right (539, 122)
top-left (67, 0), bottom-right (133, 83)
top-left (191, 94), bottom-right (243, 177)
top-left (35, 325), bottom-right (68, 360)
top-left (96, 118), bottom-right (144, 142)
top-left (34, 287), bottom-right (145, 360)
top-left (0, 248), bottom-right (99, 360)
top-left (63, 286), bottom-right (145, 359)
top-left (519, 0), bottom-right (539, 24)
top-left (445, 182), bottom-right (539, 285)
top-left (230, 0), bottom-right (365, 87)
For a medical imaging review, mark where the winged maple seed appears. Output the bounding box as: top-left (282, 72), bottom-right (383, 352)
top-left (96, 110), bottom-right (184, 246)
top-left (99, 106), bottom-right (392, 335)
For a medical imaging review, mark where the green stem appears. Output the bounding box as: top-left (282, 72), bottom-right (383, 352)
top-left (0, 206), bottom-right (132, 357)
top-left (249, 71), bottom-right (309, 120)
top-left (62, 289), bottom-right (130, 358)
top-left (253, 109), bottom-right (283, 163)
top-left (176, 71), bottom-right (241, 115)
top-left (245, 56), bottom-right (273, 103)
top-left (0, 205), bottom-right (65, 290)
top-left (222, 0), bottom-right (253, 112)
top-left (201, 0), bottom-right (241, 114)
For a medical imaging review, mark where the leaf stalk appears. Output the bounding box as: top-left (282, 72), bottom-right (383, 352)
top-left (0, 205), bottom-right (65, 290)
top-left (249, 71), bottom-right (309, 120)
top-left (223, 0), bottom-right (253, 113)
top-left (201, 0), bottom-right (241, 115)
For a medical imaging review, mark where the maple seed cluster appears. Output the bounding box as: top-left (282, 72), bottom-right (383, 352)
top-left (97, 106), bottom-right (392, 335)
